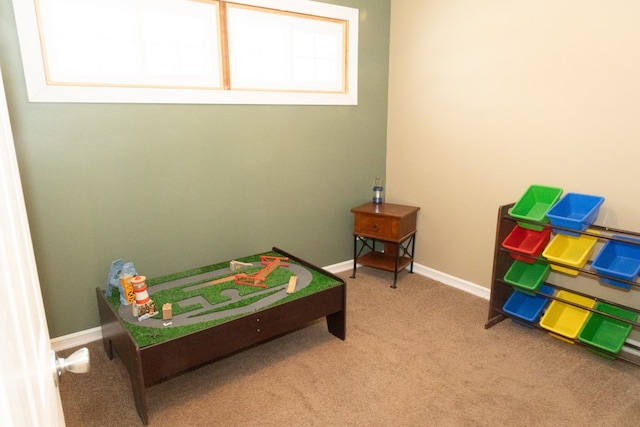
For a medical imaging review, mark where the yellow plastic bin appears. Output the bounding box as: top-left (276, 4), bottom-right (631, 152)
top-left (539, 290), bottom-right (596, 343)
top-left (542, 231), bottom-right (599, 276)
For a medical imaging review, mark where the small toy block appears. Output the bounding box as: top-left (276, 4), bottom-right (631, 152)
top-left (230, 260), bottom-right (253, 271)
top-left (286, 276), bottom-right (298, 294)
top-left (163, 303), bottom-right (172, 320)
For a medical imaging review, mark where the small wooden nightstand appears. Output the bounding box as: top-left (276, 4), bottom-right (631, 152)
top-left (350, 202), bottom-right (420, 288)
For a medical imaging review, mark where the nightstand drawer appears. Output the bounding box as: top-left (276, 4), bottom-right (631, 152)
top-left (354, 213), bottom-right (399, 241)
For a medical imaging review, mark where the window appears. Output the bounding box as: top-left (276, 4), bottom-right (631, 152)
top-left (226, 4), bottom-right (346, 93)
top-left (11, 0), bottom-right (359, 105)
top-left (38, 0), bottom-right (222, 89)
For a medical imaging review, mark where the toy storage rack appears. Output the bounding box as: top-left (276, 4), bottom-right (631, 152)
top-left (486, 203), bottom-right (640, 365)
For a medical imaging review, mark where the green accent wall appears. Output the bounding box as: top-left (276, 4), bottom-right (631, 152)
top-left (0, 0), bottom-right (390, 337)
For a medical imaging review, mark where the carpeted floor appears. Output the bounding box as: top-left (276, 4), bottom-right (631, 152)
top-left (59, 267), bottom-right (640, 426)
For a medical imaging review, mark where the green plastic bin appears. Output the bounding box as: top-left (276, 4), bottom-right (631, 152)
top-left (578, 302), bottom-right (637, 356)
top-left (509, 185), bottom-right (563, 231)
top-left (503, 260), bottom-right (550, 296)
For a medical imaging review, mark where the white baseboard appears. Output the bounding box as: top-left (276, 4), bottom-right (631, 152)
top-left (322, 259), bottom-right (353, 275)
top-left (49, 260), bottom-right (486, 351)
top-left (51, 326), bottom-right (103, 352)
top-left (411, 263), bottom-right (490, 300)
top-left (325, 260), bottom-right (490, 299)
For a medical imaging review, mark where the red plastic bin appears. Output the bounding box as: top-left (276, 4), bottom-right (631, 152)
top-left (502, 225), bottom-right (551, 264)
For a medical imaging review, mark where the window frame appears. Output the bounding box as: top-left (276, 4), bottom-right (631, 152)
top-left (11, 0), bottom-right (359, 105)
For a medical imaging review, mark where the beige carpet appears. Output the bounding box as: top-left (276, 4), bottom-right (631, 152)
top-left (59, 267), bottom-right (640, 426)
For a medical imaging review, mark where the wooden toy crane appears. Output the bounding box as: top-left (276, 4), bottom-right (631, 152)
top-left (202, 255), bottom-right (290, 289)
top-left (234, 255), bottom-right (289, 287)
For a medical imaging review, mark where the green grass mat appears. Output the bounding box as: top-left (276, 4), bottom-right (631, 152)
top-left (106, 251), bottom-right (341, 347)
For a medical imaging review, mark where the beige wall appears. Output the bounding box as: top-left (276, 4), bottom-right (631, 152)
top-left (387, 1), bottom-right (640, 289)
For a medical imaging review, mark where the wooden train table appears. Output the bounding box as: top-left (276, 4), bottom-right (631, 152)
top-left (96, 247), bottom-right (346, 425)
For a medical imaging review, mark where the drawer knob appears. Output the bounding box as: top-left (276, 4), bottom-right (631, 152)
top-left (372, 224), bottom-right (379, 231)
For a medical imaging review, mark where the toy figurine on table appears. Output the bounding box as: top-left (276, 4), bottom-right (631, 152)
top-left (130, 275), bottom-right (157, 321)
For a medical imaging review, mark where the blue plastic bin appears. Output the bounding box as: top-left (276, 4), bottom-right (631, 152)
top-left (503, 285), bottom-right (554, 325)
top-left (591, 236), bottom-right (640, 290)
top-left (546, 193), bottom-right (604, 236)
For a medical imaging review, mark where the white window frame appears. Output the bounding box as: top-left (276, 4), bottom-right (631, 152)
top-left (11, 0), bottom-right (359, 105)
